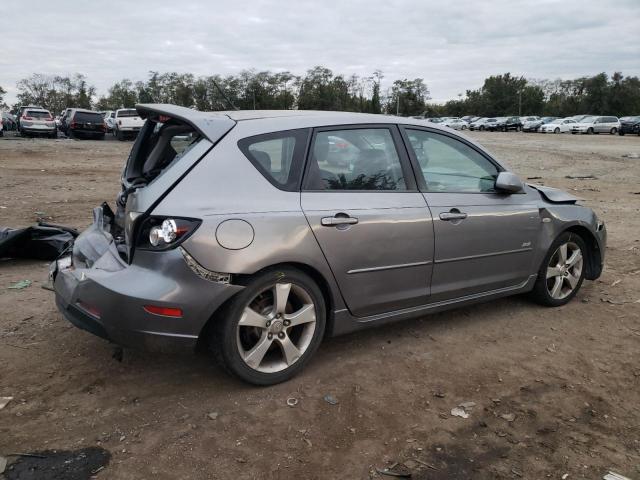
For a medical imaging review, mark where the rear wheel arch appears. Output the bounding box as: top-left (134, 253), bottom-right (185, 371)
top-left (197, 261), bottom-right (336, 349)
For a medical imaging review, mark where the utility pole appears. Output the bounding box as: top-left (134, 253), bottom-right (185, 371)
top-left (396, 95), bottom-right (400, 116)
top-left (518, 90), bottom-right (522, 116)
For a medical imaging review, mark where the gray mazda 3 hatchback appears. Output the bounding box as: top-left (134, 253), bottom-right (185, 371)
top-left (52, 104), bottom-right (606, 385)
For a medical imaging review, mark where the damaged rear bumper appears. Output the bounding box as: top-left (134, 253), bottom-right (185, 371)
top-left (52, 207), bottom-right (243, 351)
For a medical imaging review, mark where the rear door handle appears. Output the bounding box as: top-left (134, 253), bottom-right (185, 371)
top-left (321, 216), bottom-right (359, 226)
top-left (439, 211), bottom-right (468, 221)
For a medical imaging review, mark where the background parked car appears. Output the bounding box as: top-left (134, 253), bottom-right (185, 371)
top-left (570, 116), bottom-right (620, 135)
top-left (485, 117), bottom-right (507, 131)
top-left (66, 109), bottom-right (107, 140)
top-left (15, 105), bottom-right (44, 133)
top-left (519, 116), bottom-right (539, 125)
top-left (103, 111), bottom-right (116, 133)
top-left (618, 116), bottom-right (640, 135)
top-left (469, 117), bottom-right (489, 131)
top-left (522, 116), bottom-right (557, 132)
top-left (539, 118), bottom-right (576, 134)
top-left (442, 118), bottom-right (469, 130)
top-left (19, 108), bottom-right (57, 138)
top-left (113, 108), bottom-right (145, 140)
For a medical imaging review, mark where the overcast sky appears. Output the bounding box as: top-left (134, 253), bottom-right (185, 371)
top-left (1, 0), bottom-right (639, 106)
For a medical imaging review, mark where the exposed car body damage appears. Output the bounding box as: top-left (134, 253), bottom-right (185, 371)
top-left (528, 183), bottom-right (579, 204)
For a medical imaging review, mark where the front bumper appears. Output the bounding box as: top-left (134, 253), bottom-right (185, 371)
top-left (52, 208), bottom-right (242, 351)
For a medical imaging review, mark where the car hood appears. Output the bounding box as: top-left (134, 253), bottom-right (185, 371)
top-left (528, 184), bottom-right (578, 204)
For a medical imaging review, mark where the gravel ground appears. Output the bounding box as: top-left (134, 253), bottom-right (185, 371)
top-left (0, 131), bottom-right (639, 479)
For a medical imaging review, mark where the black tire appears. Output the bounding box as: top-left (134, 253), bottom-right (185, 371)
top-left (530, 232), bottom-right (587, 307)
top-left (554, 127), bottom-right (560, 134)
top-left (587, 127), bottom-right (594, 135)
top-left (479, 125), bottom-right (485, 131)
top-left (116, 129), bottom-right (124, 141)
top-left (610, 127), bottom-right (617, 135)
top-left (68, 130), bottom-right (75, 139)
top-left (619, 131), bottom-right (625, 136)
top-left (210, 267), bottom-right (326, 385)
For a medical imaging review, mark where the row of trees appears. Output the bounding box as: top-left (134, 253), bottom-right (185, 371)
top-left (5, 69), bottom-right (640, 118)
top-left (429, 72), bottom-right (640, 118)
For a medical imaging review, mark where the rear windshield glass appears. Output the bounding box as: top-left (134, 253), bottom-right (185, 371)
top-left (25, 111), bottom-right (51, 119)
top-left (117, 109), bottom-right (138, 118)
top-left (74, 112), bottom-right (104, 123)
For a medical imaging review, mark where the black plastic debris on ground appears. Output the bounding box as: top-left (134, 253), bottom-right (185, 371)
top-left (0, 222), bottom-right (78, 261)
top-left (4, 447), bottom-right (110, 480)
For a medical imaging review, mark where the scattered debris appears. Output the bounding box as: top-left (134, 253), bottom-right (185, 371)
top-left (526, 176), bottom-right (543, 180)
top-left (622, 153), bottom-right (639, 159)
top-left (433, 392), bottom-right (446, 398)
top-left (0, 223), bottom-right (78, 261)
top-left (604, 472), bottom-right (632, 480)
top-left (450, 407), bottom-right (468, 419)
top-left (207, 412), bottom-right (219, 420)
top-left (0, 456), bottom-right (6, 474)
top-left (286, 397), bottom-right (299, 407)
top-left (611, 279), bottom-right (622, 287)
top-left (562, 474), bottom-right (569, 480)
top-left (323, 394), bottom-right (339, 405)
top-left (303, 438), bottom-right (312, 448)
top-left (3, 448), bottom-right (110, 480)
top-left (7, 280), bottom-right (31, 290)
top-left (565, 174), bottom-right (597, 179)
top-left (500, 413), bottom-right (516, 422)
top-left (0, 397), bottom-right (13, 409)
top-left (375, 466), bottom-right (411, 478)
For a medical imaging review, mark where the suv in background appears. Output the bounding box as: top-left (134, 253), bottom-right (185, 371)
top-left (114, 108), bottom-right (145, 140)
top-left (618, 116), bottom-right (640, 136)
top-left (570, 116), bottom-right (620, 135)
top-left (19, 108), bottom-right (57, 138)
top-left (66, 109), bottom-right (107, 140)
top-left (16, 105), bottom-right (44, 133)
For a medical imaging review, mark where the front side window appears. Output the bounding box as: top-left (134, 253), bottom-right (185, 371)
top-left (238, 129), bottom-right (307, 191)
top-left (405, 129), bottom-right (499, 193)
top-left (305, 128), bottom-right (407, 191)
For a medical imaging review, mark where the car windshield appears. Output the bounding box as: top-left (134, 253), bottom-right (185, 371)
top-left (118, 109), bottom-right (138, 118)
top-left (621, 116), bottom-right (640, 122)
top-left (580, 116), bottom-right (597, 123)
top-left (25, 110), bottom-right (51, 119)
top-left (486, 118), bottom-right (497, 122)
top-left (549, 119), bottom-right (562, 124)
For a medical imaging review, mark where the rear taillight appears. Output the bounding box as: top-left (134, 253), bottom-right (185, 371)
top-left (136, 217), bottom-right (200, 251)
top-left (71, 122), bottom-right (77, 128)
top-left (23, 116), bottom-right (33, 120)
top-left (144, 305), bottom-right (183, 317)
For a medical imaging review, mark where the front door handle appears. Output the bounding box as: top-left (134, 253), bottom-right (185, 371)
top-left (321, 215), bottom-right (359, 227)
top-left (439, 210), bottom-right (468, 221)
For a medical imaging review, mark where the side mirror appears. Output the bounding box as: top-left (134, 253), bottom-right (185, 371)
top-left (495, 171), bottom-right (524, 193)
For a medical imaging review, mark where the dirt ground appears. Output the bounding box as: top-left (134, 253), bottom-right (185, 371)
top-left (1, 131), bottom-right (639, 479)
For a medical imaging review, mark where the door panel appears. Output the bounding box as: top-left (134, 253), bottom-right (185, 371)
top-left (302, 192), bottom-right (434, 317)
top-left (425, 193), bottom-right (540, 301)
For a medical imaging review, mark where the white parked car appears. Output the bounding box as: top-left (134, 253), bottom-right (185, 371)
top-left (539, 118), bottom-right (576, 134)
top-left (442, 118), bottom-right (469, 130)
top-left (570, 116), bottom-right (620, 135)
top-left (19, 108), bottom-right (57, 138)
top-left (113, 108), bottom-right (145, 140)
top-left (103, 111), bottom-right (116, 132)
top-left (469, 118), bottom-right (489, 131)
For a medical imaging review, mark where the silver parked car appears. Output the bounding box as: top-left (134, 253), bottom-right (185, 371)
top-left (51, 105), bottom-right (606, 385)
top-left (570, 116), bottom-right (620, 135)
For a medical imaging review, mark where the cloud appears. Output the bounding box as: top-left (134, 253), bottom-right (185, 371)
top-left (0, 0), bottom-right (638, 106)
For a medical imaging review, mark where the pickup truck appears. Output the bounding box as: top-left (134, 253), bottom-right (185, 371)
top-left (113, 108), bottom-right (145, 140)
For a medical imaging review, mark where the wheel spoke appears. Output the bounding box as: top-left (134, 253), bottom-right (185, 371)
top-left (239, 307), bottom-right (268, 328)
top-left (558, 243), bottom-right (568, 264)
top-left (277, 335), bottom-right (302, 366)
top-left (566, 272), bottom-right (579, 289)
top-left (285, 304), bottom-right (316, 327)
top-left (550, 276), bottom-right (563, 298)
top-left (566, 249), bottom-right (582, 268)
top-left (546, 266), bottom-right (562, 279)
top-left (274, 283), bottom-right (292, 314)
top-left (243, 333), bottom-right (273, 369)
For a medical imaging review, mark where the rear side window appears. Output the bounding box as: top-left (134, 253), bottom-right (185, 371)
top-left (74, 112), bottom-right (104, 123)
top-left (304, 128), bottom-right (407, 191)
top-left (238, 129), bottom-right (308, 191)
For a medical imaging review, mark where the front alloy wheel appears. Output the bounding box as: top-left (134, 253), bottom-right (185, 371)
top-left (531, 232), bottom-right (587, 306)
top-left (546, 242), bottom-right (583, 300)
top-left (211, 268), bottom-right (326, 385)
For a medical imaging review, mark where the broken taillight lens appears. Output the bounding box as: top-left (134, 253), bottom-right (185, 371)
top-left (136, 217), bottom-right (200, 251)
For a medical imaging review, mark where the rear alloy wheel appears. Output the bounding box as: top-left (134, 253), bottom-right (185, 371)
top-left (530, 232), bottom-right (586, 306)
top-left (211, 268), bottom-right (326, 385)
top-left (610, 127), bottom-right (617, 135)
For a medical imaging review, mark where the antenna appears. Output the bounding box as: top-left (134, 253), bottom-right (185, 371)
top-left (213, 80), bottom-right (239, 111)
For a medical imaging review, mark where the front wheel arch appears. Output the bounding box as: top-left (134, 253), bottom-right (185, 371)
top-left (553, 226), bottom-right (602, 280)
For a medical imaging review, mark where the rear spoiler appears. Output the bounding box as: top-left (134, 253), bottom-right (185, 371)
top-left (135, 104), bottom-right (236, 143)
